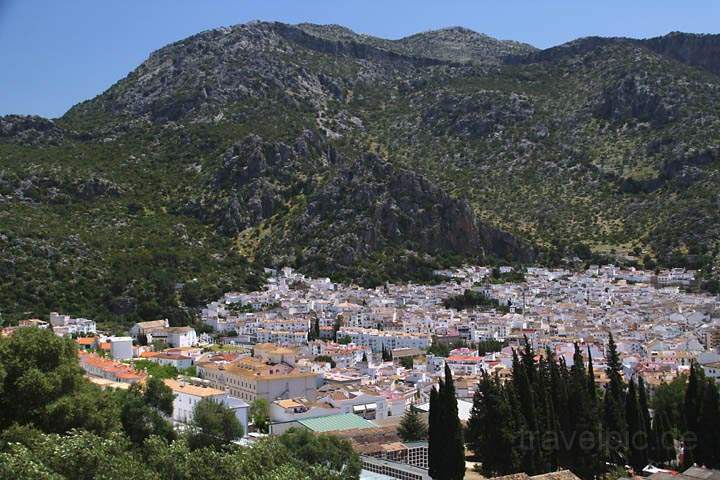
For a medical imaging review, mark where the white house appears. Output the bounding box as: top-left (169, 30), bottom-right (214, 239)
top-left (108, 337), bottom-right (133, 360)
top-left (149, 352), bottom-right (193, 370)
top-left (148, 326), bottom-right (198, 348)
top-left (49, 312), bottom-right (97, 337)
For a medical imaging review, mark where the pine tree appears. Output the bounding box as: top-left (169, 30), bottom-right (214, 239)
top-left (626, 379), bottom-right (649, 472)
top-left (697, 379), bottom-right (720, 468)
top-left (397, 405), bottom-right (428, 442)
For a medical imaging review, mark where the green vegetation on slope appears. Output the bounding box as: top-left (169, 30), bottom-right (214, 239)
top-left (2, 22), bottom-right (720, 325)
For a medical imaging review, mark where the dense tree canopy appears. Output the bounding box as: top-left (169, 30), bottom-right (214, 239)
top-left (0, 327), bottom-right (360, 480)
top-left (0, 327), bottom-right (121, 435)
top-left (0, 429), bottom-right (360, 480)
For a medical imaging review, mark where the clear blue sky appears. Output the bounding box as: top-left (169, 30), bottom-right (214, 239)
top-left (1, 0), bottom-right (718, 118)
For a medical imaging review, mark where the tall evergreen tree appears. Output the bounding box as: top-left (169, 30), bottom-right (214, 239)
top-left (440, 364), bottom-right (466, 480)
top-left (650, 407), bottom-right (676, 466)
top-left (566, 343), bottom-right (602, 479)
top-left (603, 332), bottom-right (627, 464)
top-left (548, 349), bottom-right (572, 467)
top-left (521, 336), bottom-right (538, 385)
top-left (587, 347), bottom-right (597, 405)
top-left (638, 377), bottom-right (652, 457)
top-left (537, 355), bottom-right (558, 472)
top-left (683, 361), bottom-right (703, 467)
top-left (697, 379), bottom-right (720, 468)
top-left (381, 344), bottom-right (393, 362)
top-left (625, 379), bottom-right (649, 472)
top-left (308, 317), bottom-right (320, 341)
top-left (512, 349), bottom-right (540, 474)
top-left (468, 371), bottom-right (520, 476)
top-left (428, 385), bottom-right (443, 479)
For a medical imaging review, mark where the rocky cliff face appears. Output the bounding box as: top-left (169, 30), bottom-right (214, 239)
top-left (184, 131), bottom-right (532, 284)
top-left (298, 24), bottom-right (537, 64)
top-left (260, 152), bottom-right (531, 268)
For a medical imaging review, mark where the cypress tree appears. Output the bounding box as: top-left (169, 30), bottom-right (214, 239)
top-left (521, 336), bottom-right (538, 385)
top-left (626, 379), bottom-right (649, 472)
top-left (468, 371), bottom-right (520, 476)
top-left (428, 385), bottom-right (444, 479)
top-left (587, 347), bottom-right (597, 404)
top-left (512, 349), bottom-right (540, 474)
top-left (683, 361), bottom-right (702, 467)
top-left (567, 343), bottom-right (602, 479)
top-left (638, 377), bottom-right (652, 456)
top-left (537, 355), bottom-right (558, 471)
top-left (603, 332), bottom-right (627, 464)
top-left (441, 364), bottom-right (466, 480)
top-left (697, 379), bottom-right (720, 468)
top-left (512, 348), bottom-right (535, 423)
top-left (466, 379), bottom-right (485, 458)
top-left (549, 350), bottom-right (572, 467)
top-left (650, 407), bottom-right (676, 466)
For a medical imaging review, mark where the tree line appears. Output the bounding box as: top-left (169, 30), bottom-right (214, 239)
top-left (397, 333), bottom-right (720, 480)
top-left (466, 334), bottom-right (720, 479)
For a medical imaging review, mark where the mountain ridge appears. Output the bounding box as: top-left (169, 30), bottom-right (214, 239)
top-left (1, 22), bottom-right (719, 325)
